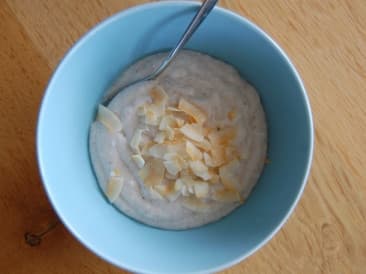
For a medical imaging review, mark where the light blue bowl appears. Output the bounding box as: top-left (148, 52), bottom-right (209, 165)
top-left (37, 2), bottom-right (313, 273)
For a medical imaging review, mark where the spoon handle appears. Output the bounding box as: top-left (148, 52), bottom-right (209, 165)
top-left (102, 0), bottom-right (218, 105)
top-left (148, 0), bottom-right (218, 79)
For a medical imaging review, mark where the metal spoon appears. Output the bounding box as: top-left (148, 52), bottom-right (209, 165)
top-left (102, 0), bottom-right (218, 105)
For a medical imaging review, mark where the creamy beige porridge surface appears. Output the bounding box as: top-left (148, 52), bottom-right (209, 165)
top-left (89, 50), bottom-right (267, 229)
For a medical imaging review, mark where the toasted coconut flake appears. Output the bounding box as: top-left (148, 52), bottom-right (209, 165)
top-left (192, 139), bottom-right (212, 152)
top-left (180, 123), bottom-right (204, 143)
top-left (150, 86), bottom-right (168, 105)
top-left (164, 153), bottom-right (187, 169)
top-left (105, 176), bottom-right (124, 202)
top-left (174, 179), bottom-right (184, 192)
top-left (163, 130), bottom-right (185, 144)
top-left (219, 159), bottom-right (241, 190)
top-left (186, 141), bottom-right (203, 161)
top-left (166, 172), bottom-right (178, 180)
top-left (129, 129), bottom-right (143, 153)
top-left (154, 184), bottom-right (180, 201)
top-left (154, 131), bottom-right (167, 144)
top-left (193, 182), bottom-right (209, 198)
top-left (203, 149), bottom-right (226, 167)
top-left (144, 105), bottom-right (161, 126)
top-left (131, 154), bottom-right (145, 168)
top-left (203, 152), bottom-right (214, 167)
top-left (211, 146), bottom-right (227, 166)
top-left (175, 178), bottom-right (190, 196)
top-left (149, 186), bottom-right (164, 200)
top-left (182, 197), bottom-right (210, 212)
top-left (159, 115), bottom-right (176, 130)
top-left (167, 106), bottom-right (182, 112)
top-left (138, 158), bottom-right (165, 186)
top-left (96, 104), bottom-right (122, 132)
top-left (154, 184), bottom-right (168, 196)
top-left (163, 152), bottom-right (178, 161)
top-left (165, 126), bottom-right (175, 141)
top-left (180, 168), bottom-right (194, 177)
top-left (166, 143), bottom-right (187, 156)
top-left (179, 175), bottom-right (197, 186)
top-left (181, 185), bottom-right (189, 196)
top-left (163, 159), bottom-right (182, 176)
top-left (148, 144), bottom-right (169, 159)
top-left (188, 185), bottom-right (195, 194)
top-left (208, 127), bottom-right (236, 146)
top-left (189, 160), bottom-right (211, 180)
top-left (167, 191), bottom-right (181, 202)
top-left (178, 98), bottom-right (207, 124)
top-left (175, 118), bottom-right (185, 128)
top-left (213, 188), bottom-right (241, 203)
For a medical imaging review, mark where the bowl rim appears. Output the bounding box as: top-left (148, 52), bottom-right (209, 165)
top-left (37, 1), bottom-right (314, 274)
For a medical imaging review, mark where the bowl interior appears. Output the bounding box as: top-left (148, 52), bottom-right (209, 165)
top-left (37, 2), bottom-right (313, 274)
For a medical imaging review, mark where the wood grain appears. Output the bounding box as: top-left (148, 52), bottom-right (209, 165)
top-left (0, 1), bottom-right (365, 273)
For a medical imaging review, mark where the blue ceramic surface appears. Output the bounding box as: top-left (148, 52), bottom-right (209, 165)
top-left (37, 2), bottom-right (313, 274)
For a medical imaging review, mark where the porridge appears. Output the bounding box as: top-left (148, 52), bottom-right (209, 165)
top-left (89, 50), bottom-right (267, 229)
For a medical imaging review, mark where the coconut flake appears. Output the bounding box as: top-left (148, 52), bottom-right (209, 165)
top-left (213, 188), bottom-right (241, 203)
top-left (167, 106), bottom-right (182, 112)
top-left (208, 127), bottom-right (236, 146)
top-left (96, 104), bottom-right (122, 132)
top-left (178, 98), bottom-right (207, 124)
top-left (105, 176), bottom-right (124, 202)
top-left (144, 105), bottom-right (162, 126)
top-left (138, 158), bottom-right (165, 186)
top-left (203, 152), bottom-right (214, 167)
top-left (219, 159), bottom-right (241, 190)
top-left (182, 197), bottom-right (210, 212)
top-left (193, 182), bottom-right (209, 198)
top-left (166, 143), bottom-right (187, 157)
top-left (150, 86), bottom-right (168, 106)
top-left (159, 115), bottom-right (175, 130)
top-left (189, 160), bottom-right (211, 180)
top-left (174, 179), bottom-right (184, 192)
top-left (131, 154), bottom-right (145, 168)
top-left (181, 185), bottom-right (189, 196)
top-left (192, 139), bottom-right (212, 152)
top-left (163, 159), bottom-right (182, 176)
top-left (186, 140), bottom-right (203, 161)
top-left (180, 123), bottom-right (204, 143)
top-left (175, 118), bottom-right (185, 128)
top-left (148, 144), bottom-right (169, 159)
top-left (210, 146), bottom-right (227, 166)
top-left (154, 131), bottom-right (167, 144)
top-left (166, 172), bottom-right (178, 180)
top-left (129, 129), bottom-right (143, 153)
top-left (154, 183), bottom-right (180, 202)
top-left (149, 186), bottom-right (164, 200)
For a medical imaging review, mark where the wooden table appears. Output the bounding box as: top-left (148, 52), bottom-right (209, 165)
top-left (1, 1), bottom-right (365, 273)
